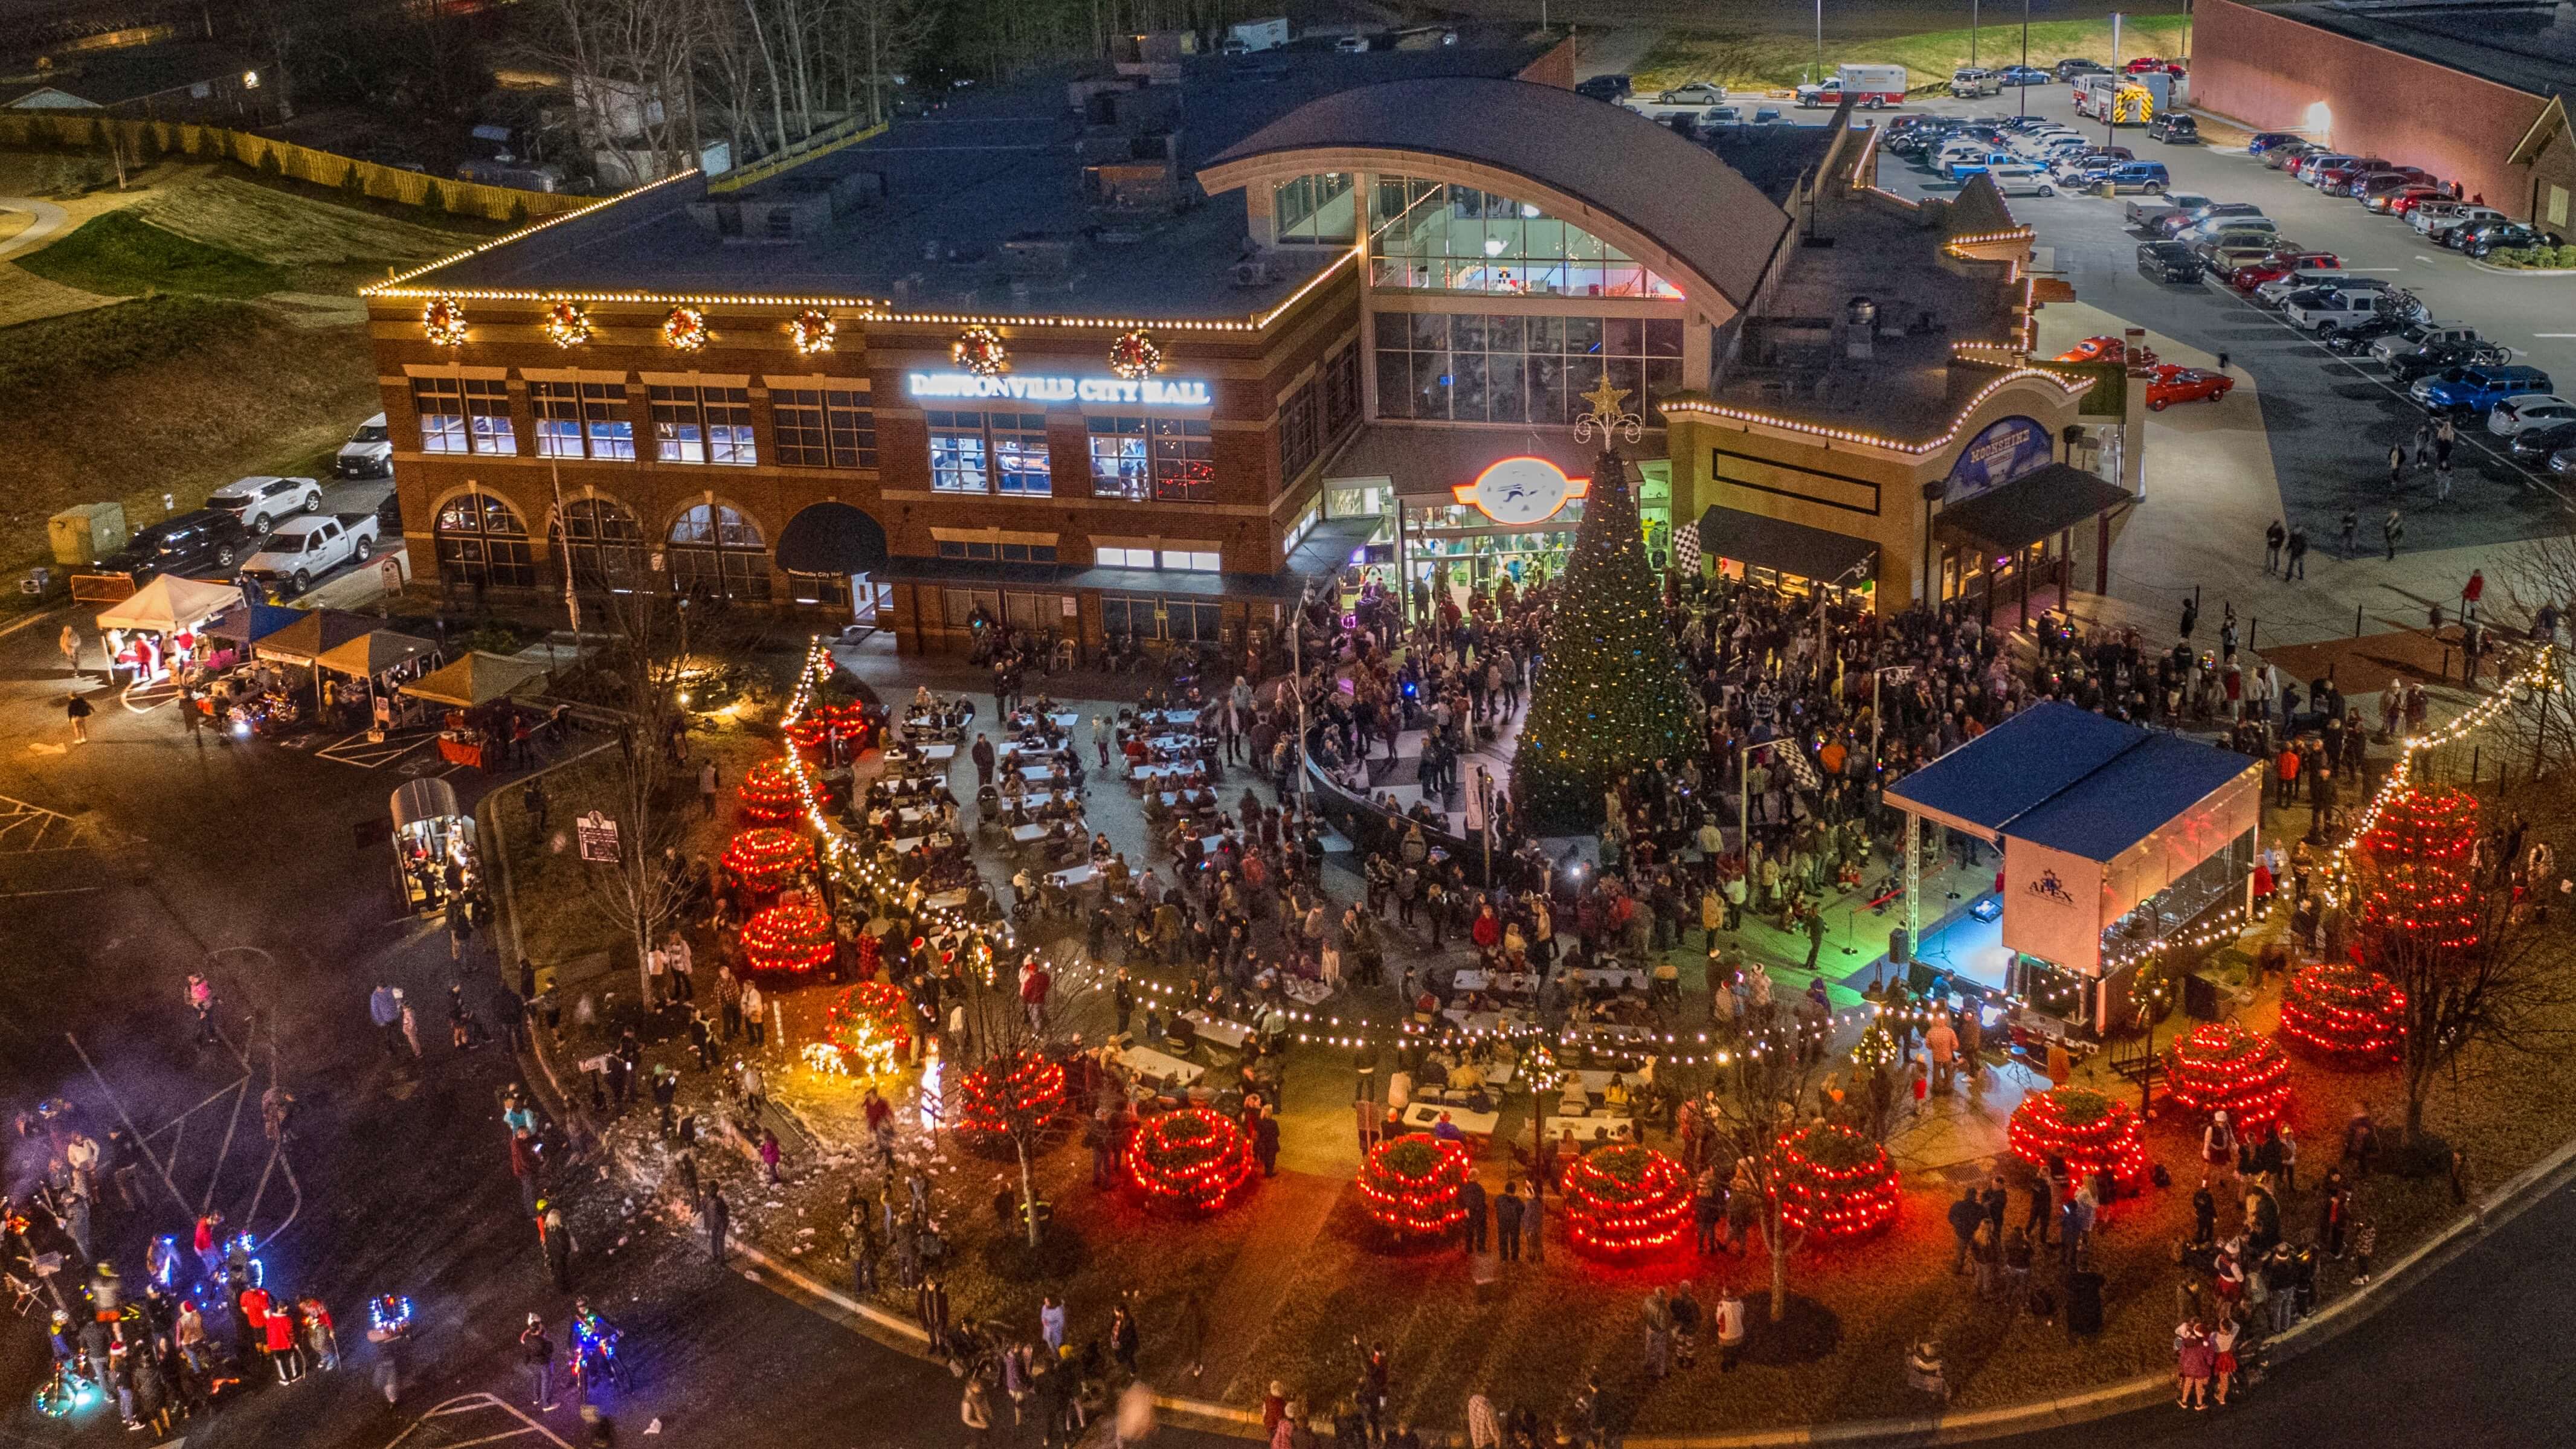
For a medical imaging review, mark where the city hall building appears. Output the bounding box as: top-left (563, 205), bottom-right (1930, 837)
top-left (364, 31), bottom-right (2132, 654)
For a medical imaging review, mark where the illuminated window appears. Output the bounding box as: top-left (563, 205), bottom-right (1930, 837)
top-left (667, 503), bottom-right (770, 600)
top-left (434, 489), bottom-right (534, 590)
top-left (649, 385), bottom-right (755, 466)
top-left (928, 410), bottom-right (1049, 495)
top-left (1273, 173), bottom-right (1357, 244)
top-left (531, 380), bottom-right (636, 460)
top-left (1368, 178), bottom-right (1682, 298)
top-left (413, 378), bottom-right (465, 454)
top-left (774, 386), bottom-right (877, 469)
top-left (1376, 312), bottom-right (1683, 424)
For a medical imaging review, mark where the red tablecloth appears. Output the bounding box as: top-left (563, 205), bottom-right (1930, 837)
top-left (439, 736), bottom-right (486, 769)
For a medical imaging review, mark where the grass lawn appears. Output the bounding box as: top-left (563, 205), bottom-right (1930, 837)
top-left (1636, 14), bottom-right (2192, 92)
top-left (15, 210), bottom-right (289, 297)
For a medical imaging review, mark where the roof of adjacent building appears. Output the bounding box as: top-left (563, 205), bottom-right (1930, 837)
top-left (1885, 702), bottom-right (2261, 861)
top-left (416, 39), bottom-right (1556, 318)
top-left (2259, 1), bottom-right (2576, 101)
top-left (1, 40), bottom-right (251, 108)
top-left (1203, 76), bottom-right (1794, 307)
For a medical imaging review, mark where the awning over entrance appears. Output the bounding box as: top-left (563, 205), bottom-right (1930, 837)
top-left (775, 503), bottom-right (889, 576)
top-left (1696, 506), bottom-right (1877, 584)
top-left (1936, 463), bottom-right (2131, 552)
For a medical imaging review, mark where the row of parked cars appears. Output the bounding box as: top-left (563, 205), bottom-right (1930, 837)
top-left (2242, 131), bottom-right (2557, 258)
top-left (1886, 112), bottom-right (2177, 198)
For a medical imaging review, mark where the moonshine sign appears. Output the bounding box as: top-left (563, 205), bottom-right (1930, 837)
top-left (907, 372), bottom-right (1212, 406)
top-left (1451, 456), bottom-right (1591, 527)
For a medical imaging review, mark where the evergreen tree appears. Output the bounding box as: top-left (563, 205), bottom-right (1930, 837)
top-left (1510, 381), bottom-right (1700, 832)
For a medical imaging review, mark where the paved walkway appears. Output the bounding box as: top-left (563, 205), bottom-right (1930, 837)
top-left (0, 196), bottom-right (68, 260)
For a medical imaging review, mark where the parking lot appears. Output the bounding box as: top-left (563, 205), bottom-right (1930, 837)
top-left (1874, 85), bottom-right (2576, 574)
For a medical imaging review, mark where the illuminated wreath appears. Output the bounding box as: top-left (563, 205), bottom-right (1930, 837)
top-left (1771, 1123), bottom-right (1900, 1241)
top-left (1106, 329), bottom-right (1163, 380)
top-left (736, 757), bottom-right (814, 823)
top-left (952, 324), bottom-right (1009, 378)
top-left (2008, 1086), bottom-right (2151, 1184)
top-left (823, 979), bottom-right (915, 1073)
top-left (541, 298), bottom-right (593, 349)
top-left (789, 308), bottom-right (837, 356)
top-left (952, 1047), bottom-right (1068, 1146)
top-left (1563, 1143), bottom-right (1690, 1256)
top-left (721, 827), bottom-right (816, 895)
top-left (420, 295), bottom-right (468, 347)
top-left (2278, 962), bottom-right (2406, 1065)
top-left (662, 304), bottom-right (712, 353)
top-left (1125, 1107), bottom-right (1256, 1214)
top-left (2161, 1020), bottom-right (2293, 1131)
top-left (1358, 1133), bottom-right (1472, 1238)
top-left (740, 899), bottom-right (836, 977)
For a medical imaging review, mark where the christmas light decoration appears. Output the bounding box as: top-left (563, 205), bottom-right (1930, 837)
top-left (823, 979), bottom-right (913, 1073)
top-left (952, 1048), bottom-right (1067, 1146)
top-left (1106, 329), bottom-right (1163, 380)
top-left (783, 699), bottom-right (877, 754)
top-left (720, 827), bottom-right (815, 895)
top-left (1510, 381), bottom-right (1700, 831)
top-left (420, 295), bottom-right (468, 347)
top-left (2357, 783), bottom-right (2482, 950)
top-left (1771, 1124), bottom-right (1901, 1241)
top-left (1850, 1022), bottom-right (1899, 1073)
top-left (802, 1041), bottom-right (849, 1076)
top-left (1125, 1108), bottom-right (1256, 1214)
top-left (1357, 1133), bottom-right (1473, 1238)
top-left (736, 757), bottom-right (814, 823)
top-left (740, 899), bottom-right (836, 977)
top-left (2160, 1021), bottom-right (2293, 1132)
top-left (662, 304), bottom-right (712, 352)
top-left (951, 324), bottom-right (1009, 378)
top-left (2279, 962), bottom-right (2407, 1065)
top-left (2006, 1087), bottom-right (2149, 1185)
top-left (1563, 1143), bottom-right (1691, 1256)
top-left (541, 298), bottom-right (593, 348)
top-left (788, 308), bottom-right (837, 356)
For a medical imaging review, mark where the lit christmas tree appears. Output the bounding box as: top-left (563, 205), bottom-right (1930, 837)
top-left (2160, 1020), bottom-right (2293, 1131)
top-left (1510, 379), bottom-right (1701, 831)
top-left (1358, 1133), bottom-right (1473, 1238)
top-left (2357, 783), bottom-right (2482, 951)
top-left (1770, 1124), bottom-right (1901, 1241)
top-left (1563, 1142), bottom-right (1692, 1256)
top-left (2007, 1086), bottom-right (2150, 1184)
top-left (822, 979), bottom-right (914, 1073)
top-left (1125, 1108), bottom-right (1257, 1214)
top-left (2278, 962), bottom-right (2407, 1064)
top-left (740, 898), bottom-right (837, 977)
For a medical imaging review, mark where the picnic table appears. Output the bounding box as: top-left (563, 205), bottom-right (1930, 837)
top-left (897, 806), bottom-right (937, 827)
top-left (887, 835), bottom-right (925, 855)
top-left (997, 740), bottom-right (1066, 762)
top-left (1132, 763), bottom-right (1206, 786)
top-left (1011, 712), bottom-right (1081, 733)
top-left (1009, 823), bottom-right (1051, 844)
top-left (1401, 1102), bottom-right (1499, 1139)
top-left (1119, 1045), bottom-right (1205, 1087)
top-left (1140, 708), bottom-right (1198, 728)
top-left (1017, 765), bottom-right (1067, 783)
top-left (888, 743), bottom-right (956, 765)
top-left (1179, 1012), bottom-right (1251, 1050)
top-left (1282, 978), bottom-right (1334, 1006)
top-left (1545, 1114), bottom-right (1635, 1145)
top-left (1570, 968), bottom-right (1650, 992)
top-left (1049, 864), bottom-right (1097, 888)
top-left (922, 888), bottom-right (972, 911)
top-left (1440, 1008), bottom-right (1513, 1035)
top-left (1452, 969), bottom-right (1541, 996)
top-left (1562, 1021), bottom-right (1658, 1048)
top-left (1146, 733), bottom-right (1199, 753)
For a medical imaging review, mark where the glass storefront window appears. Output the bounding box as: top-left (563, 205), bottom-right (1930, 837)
top-left (1376, 312), bottom-right (1684, 424)
top-left (1368, 178), bottom-right (1682, 298)
top-left (1274, 173), bottom-right (1356, 244)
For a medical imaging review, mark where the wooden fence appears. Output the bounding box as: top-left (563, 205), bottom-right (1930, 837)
top-left (0, 112), bottom-right (591, 223)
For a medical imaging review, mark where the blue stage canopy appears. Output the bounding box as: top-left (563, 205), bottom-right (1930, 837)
top-left (1886, 702), bottom-right (2259, 863)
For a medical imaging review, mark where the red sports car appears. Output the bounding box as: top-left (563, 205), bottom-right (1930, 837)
top-left (2146, 364), bottom-right (2233, 411)
top-left (2125, 56), bottom-right (2186, 74)
top-left (2229, 251), bottom-right (2341, 291)
top-left (2055, 335), bottom-right (2127, 363)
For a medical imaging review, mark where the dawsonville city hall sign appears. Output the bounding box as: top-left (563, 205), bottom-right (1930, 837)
top-left (906, 372), bottom-right (1212, 406)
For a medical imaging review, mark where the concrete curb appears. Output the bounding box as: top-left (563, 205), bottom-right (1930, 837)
top-left (2463, 259), bottom-right (2576, 277)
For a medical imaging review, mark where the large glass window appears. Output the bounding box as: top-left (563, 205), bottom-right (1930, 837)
top-left (773, 386), bottom-right (877, 469)
top-left (1376, 312), bottom-right (1684, 424)
top-left (553, 496), bottom-right (645, 592)
top-left (667, 503), bottom-right (770, 600)
top-left (1101, 594), bottom-right (1224, 644)
top-left (649, 385), bottom-right (755, 466)
top-left (1273, 172), bottom-right (1356, 244)
top-left (927, 410), bottom-right (1049, 495)
top-left (434, 489), bottom-right (535, 591)
top-left (1369, 178), bottom-right (1682, 298)
top-left (1084, 416), bottom-right (1214, 503)
top-left (414, 378), bottom-right (466, 454)
top-left (532, 381), bottom-right (636, 460)
top-left (418, 378), bottom-right (514, 455)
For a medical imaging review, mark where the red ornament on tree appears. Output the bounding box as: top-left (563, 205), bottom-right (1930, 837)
top-left (740, 899), bottom-right (836, 977)
top-left (1357, 1133), bottom-right (1473, 1238)
top-left (2359, 783), bottom-right (2482, 949)
top-left (2008, 1087), bottom-right (2150, 1185)
top-left (953, 1049), bottom-right (1067, 1145)
top-left (823, 979), bottom-right (915, 1071)
top-left (1771, 1123), bottom-right (1901, 1241)
top-left (2161, 1020), bottom-right (2293, 1131)
top-left (736, 757), bottom-right (814, 823)
top-left (1124, 1108), bottom-right (1257, 1214)
top-left (1563, 1143), bottom-right (1691, 1256)
top-left (2278, 962), bottom-right (2407, 1064)
top-left (720, 827), bottom-right (814, 895)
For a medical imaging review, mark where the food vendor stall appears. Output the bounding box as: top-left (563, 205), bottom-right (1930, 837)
top-left (399, 651), bottom-right (551, 769)
top-left (390, 777), bottom-right (478, 914)
top-left (312, 631), bottom-right (442, 733)
top-left (93, 575), bottom-right (240, 684)
top-left (254, 609), bottom-right (382, 722)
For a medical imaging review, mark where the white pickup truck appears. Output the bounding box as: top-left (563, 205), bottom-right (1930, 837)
top-left (238, 512), bottom-right (381, 599)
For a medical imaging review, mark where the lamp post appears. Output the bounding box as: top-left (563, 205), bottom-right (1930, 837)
top-left (2020, 0), bottom-right (2032, 119)
top-left (1814, 0), bottom-right (1824, 85)
top-left (1867, 664), bottom-right (1913, 816)
top-left (1971, 0), bottom-right (1980, 68)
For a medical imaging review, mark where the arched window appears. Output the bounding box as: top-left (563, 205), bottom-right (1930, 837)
top-left (668, 503), bottom-right (771, 600)
top-left (434, 490), bottom-right (535, 591)
top-left (554, 496), bottom-right (645, 593)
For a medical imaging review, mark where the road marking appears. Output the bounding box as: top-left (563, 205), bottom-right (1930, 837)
top-left (2537, 333), bottom-right (2576, 338)
top-left (2342, 267), bottom-right (2403, 272)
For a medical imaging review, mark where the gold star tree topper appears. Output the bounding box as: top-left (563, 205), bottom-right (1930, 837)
top-left (1576, 374), bottom-right (1643, 448)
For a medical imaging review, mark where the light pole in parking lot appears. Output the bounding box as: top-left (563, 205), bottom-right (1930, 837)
top-left (2020, 0), bottom-right (2031, 118)
top-left (1812, 0), bottom-right (1823, 86)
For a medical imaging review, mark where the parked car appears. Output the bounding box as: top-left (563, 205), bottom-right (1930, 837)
top-left (1574, 74), bottom-right (1632, 102)
top-left (2206, 238), bottom-right (2299, 276)
top-left (2506, 419), bottom-right (2576, 463)
top-left (2390, 341), bottom-right (2512, 385)
top-left (1951, 67), bottom-right (2002, 98)
top-left (2280, 287), bottom-right (2386, 333)
top-left (2055, 335), bottom-right (2128, 363)
top-left (2290, 151), bottom-right (2352, 183)
top-left (1333, 33), bottom-right (1371, 52)
top-left (205, 475), bottom-right (323, 534)
top-left (2125, 56), bottom-right (2184, 74)
top-left (235, 512), bottom-right (382, 599)
top-left (1945, 150), bottom-right (2017, 181)
top-left (2055, 57), bottom-right (2111, 80)
top-left (2488, 394), bottom-right (2576, 437)
top-left (2146, 365), bottom-right (2233, 410)
top-left (1998, 65), bottom-right (2053, 86)
top-left (2231, 250), bottom-right (2342, 292)
top-left (2098, 160), bottom-right (2172, 193)
top-left (2157, 201), bottom-right (2262, 237)
top-left (2312, 157), bottom-right (2392, 195)
top-left (2370, 321), bottom-right (2487, 363)
top-left (2318, 313), bottom-right (2415, 355)
top-left (2147, 113), bottom-right (2200, 144)
top-left (2458, 220), bottom-right (2555, 258)
top-left (333, 413), bottom-right (394, 478)
top-left (2058, 149), bottom-right (2137, 182)
top-left (2414, 364), bottom-right (2554, 415)
top-left (2246, 131), bottom-right (2305, 154)
top-left (2262, 141), bottom-right (2319, 171)
top-left (2177, 215), bottom-right (2280, 246)
top-left (2549, 446), bottom-right (2576, 480)
top-left (1983, 163), bottom-right (2059, 197)
top-left (2123, 188), bottom-right (2209, 228)
top-left (2386, 189), bottom-right (2448, 217)
top-left (85, 509), bottom-right (253, 583)
top-left (2137, 239), bottom-right (2202, 282)
top-left (2258, 271), bottom-right (2383, 306)
top-left (2354, 167), bottom-right (2438, 201)
top-left (1655, 82), bottom-right (1727, 104)
top-left (2421, 204), bottom-right (2508, 241)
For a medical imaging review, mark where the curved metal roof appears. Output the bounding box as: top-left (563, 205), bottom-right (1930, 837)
top-left (1199, 77), bottom-right (1794, 312)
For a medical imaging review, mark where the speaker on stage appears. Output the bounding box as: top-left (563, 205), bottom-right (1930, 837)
top-left (1888, 925), bottom-right (1911, 966)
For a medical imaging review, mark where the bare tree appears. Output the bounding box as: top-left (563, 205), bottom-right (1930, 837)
top-left (941, 951), bottom-right (1095, 1248)
top-left (1695, 1016), bottom-right (1829, 1322)
top-left (559, 591), bottom-right (702, 1007)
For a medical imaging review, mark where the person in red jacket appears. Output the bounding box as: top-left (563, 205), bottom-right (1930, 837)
top-left (238, 1283), bottom-right (272, 1371)
top-left (264, 1294), bottom-right (302, 1383)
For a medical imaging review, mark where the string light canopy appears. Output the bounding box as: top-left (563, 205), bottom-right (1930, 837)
top-left (1125, 1108), bottom-right (1257, 1215)
top-left (2006, 1086), bottom-right (2149, 1185)
top-left (952, 1048), bottom-right (1067, 1146)
top-left (2278, 962), bottom-right (2407, 1065)
top-left (789, 307), bottom-right (837, 356)
top-left (737, 757), bottom-right (814, 823)
top-left (662, 303), bottom-right (713, 352)
top-left (541, 298), bottom-right (594, 348)
top-left (420, 295), bottom-right (468, 347)
top-left (720, 827), bottom-right (816, 895)
top-left (1107, 329), bottom-right (1163, 380)
top-left (2160, 1021), bottom-right (2293, 1132)
top-left (740, 898), bottom-right (837, 977)
top-left (1771, 1124), bottom-right (1901, 1242)
top-left (1564, 1142), bottom-right (1691, 1256)
top-left (952, 324), bottom-right (1009, 378)
top-left (823, 979), bottom-right (913, 1074)
top-left (1357, 1133), bottom-right (1473, 1238)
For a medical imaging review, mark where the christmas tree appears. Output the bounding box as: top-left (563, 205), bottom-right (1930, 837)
top-left (1511, 379), bottom-right (1701, 831)
top-left (2357, 783), bottom-right (2482, 952)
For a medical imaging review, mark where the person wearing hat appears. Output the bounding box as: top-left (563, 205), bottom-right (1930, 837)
top-left (2203, 1110), bottom-right (2240, 1198)
top-left (520, 1312), bottom-right (556, 1410)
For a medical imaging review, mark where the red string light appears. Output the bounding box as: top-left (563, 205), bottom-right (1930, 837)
top-left (738, 757), bottom-right (816, 824)
top-left (1565, 1143), bottom-right (1692, 1257)
top-left (2358, 783), bottom-right (2483, 950)
top-left (740, 898), bottom-right (836, 977)
top-left (1358, 1133), bottom-right (1473, 1237)
top-left (720, 827), bottom-right (815, 895)
top-left (784, 701), bottom-right (879, 755)
top-left (2008, 1087), bottom-right (2149, 1184)
top-left (2161, 1021), bottom-right (2293, 1132)
top-left (953, 1048), bottom-right (1067, 1145)
top-left (1770, 1124), bottom-right (1900, 1242)
top-left (822, 979), bottom-right (914, 1070)
top-left (2278, 962), bottom-right (2407, 1064)
top-left (1124, 1108), bottom-right (1257, 1215)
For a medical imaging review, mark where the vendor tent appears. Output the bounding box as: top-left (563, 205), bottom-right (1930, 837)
top-left (202, 602), bottom-right (303, 646)
top-left (400, 651), bottom-right (549, 708)
top-left (254, 609), bottom-right (380, 666)
top-left (93, 575), bottom-right (240, 635)
top-left (390, 777), bottom-right (463, 831)
top-left (314, 631), bottom-right (440, 680)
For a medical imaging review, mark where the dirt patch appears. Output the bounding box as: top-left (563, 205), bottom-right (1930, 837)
top-left (131, 170), bottom-right (474, 273)
top-left (0, 265), bottom-right (109, 328)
